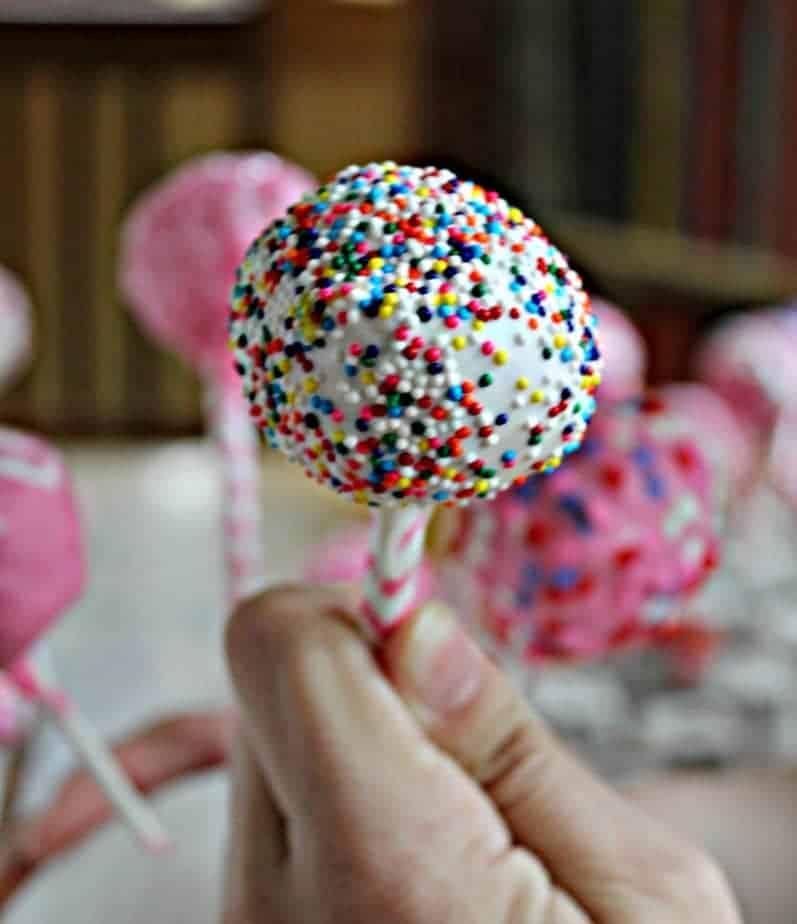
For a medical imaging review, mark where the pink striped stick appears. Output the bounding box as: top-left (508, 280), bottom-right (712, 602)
top-left (204, 374), bottom-right (266, 609)
top-left (362, 507), bottom-right (432, 637)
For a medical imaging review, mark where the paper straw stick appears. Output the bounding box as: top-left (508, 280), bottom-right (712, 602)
top-left (362, 507), bottom-right (431, 637)
top-left (8, 660), bottom-right (170, 852)
top-left (204, 376), bottom-right (266, 609)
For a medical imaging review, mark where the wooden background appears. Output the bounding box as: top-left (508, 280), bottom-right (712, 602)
top-left (0, 1), bottom-right (420, 434)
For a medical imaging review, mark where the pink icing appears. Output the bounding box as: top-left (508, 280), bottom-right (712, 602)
top-left (119, 152), bottom-right (316, 379)
top-left (655, 382), bottom-right (758, 507)
top-left (591, 298), bottom-right (647, 401)
top-left (451, 395), bottom-right (719, 661)
top-left (0, 266), bottom-right (33, 392)
top-left (694, 308), bottom-right (797, 448)
top-left (0, 428), bottom-right (85, 669)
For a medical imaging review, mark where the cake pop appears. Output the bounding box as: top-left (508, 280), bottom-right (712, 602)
top-left (591, 298), bottom-right (647, 400)
top-left (0, 266), bottom-right (33, 392)
top-left (120, 152), bottom-right (315, 605)
top-left (447, 395), bottom-right (719, 660)
top-left (0, 427), bottom-right (168, 848)
top-left (694, 308), bottom-right (797, 451)
top-left (651, 383), bottom-right (757, 515)
top-left (231, 161), bottom-right (602, 633)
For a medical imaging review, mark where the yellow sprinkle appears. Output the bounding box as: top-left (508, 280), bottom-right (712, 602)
top-left (433, 294), bottom-right (443, 306)
top-left (360, 371), bottom-right (376, 385)
top-left (319, 189), bottom-right (330, 200)
top-left (278, 359), bottom-right (291, 374)
top-left (452, 335), bottom-right (467, 350)
top-left (545, 282), bottom-right (555, 294)
top-left (419, 439), bottom-right (430, 452)
top-left (383, 292), bottom-right (399, 305)
top-left (531, 389), bottom-right (544, 403)
top-left (397, 477), bottom-right (411, 490)
top-left (553, 334), bottom-right (568, 349)
top-left (396, 277), bottom-right (407, 287)
top-left (443, 293), bottom-right (457, 305)
top-left (423, 218), bottom-right (434, 228)
top-left (472, 320), bottom-right (485, 332)
top-left (417, 186), bottom-right (430, 197)
top-left (508, 207), bottom-right (523, 222)
top-left (434, 260), bottom-right (447, 272)
top-left (516, 376), bottom-right (529, 390)
top-left (369, 257), bottom-right (384, 270)
top-left (332, 430), bottom-right (344, 443)
top-left (493, 350), bottom-right (509, 366)
top-left (547, 456), bottom-right (562, 470)
top-left (379, 305), bottom-right (394, 319)
top-left (303, 378), bottom-right (319, 394)
top-left (475, 479), bottom-right (489, 494)
top-left (354, 492), bottom-right (369, 504)
top-left (445, 468), bottom-right (457, 480)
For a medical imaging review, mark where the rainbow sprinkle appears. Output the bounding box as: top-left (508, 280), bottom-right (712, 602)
top-left (230, 162), bottom-right (602, 506)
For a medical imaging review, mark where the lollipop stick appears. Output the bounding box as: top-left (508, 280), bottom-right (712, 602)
top-left (205, 377), bottom-right (266, 609)
top-left (362, 507), bottom-right (431, 637)
top-left (8, 660), bottom-right (170, 852)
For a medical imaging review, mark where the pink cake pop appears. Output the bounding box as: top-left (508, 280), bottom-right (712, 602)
top-left (231, 162), bottom-right (603, 635)
top-left (120, 152), bottom-right (316, 606)
top-left (0, 427), bottom-right (168, 848)
top-left (652, 383), bottom-right (757, 514)
top-left (694, 308), bottom-right (797, 451)
top-left (0, 266), bottom-right (33, 392)
top-left (591, 298), bottom-right (647, 401)
top-left (448, 395), bottom-right (719, 661)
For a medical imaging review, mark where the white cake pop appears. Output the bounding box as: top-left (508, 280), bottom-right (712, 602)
top-left (231, 162), bottom-right (602, 632)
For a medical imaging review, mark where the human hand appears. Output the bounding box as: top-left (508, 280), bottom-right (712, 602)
top-left (223, 585), bottom-right (741, 923)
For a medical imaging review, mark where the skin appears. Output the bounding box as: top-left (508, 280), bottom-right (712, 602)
top-left (4, 588), bottom-right (788, 921)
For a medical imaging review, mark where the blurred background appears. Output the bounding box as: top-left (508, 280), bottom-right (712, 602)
top-left (1, 5), bottom-right (797, 918)
top-left (2, 0), bottom-right (797, 435)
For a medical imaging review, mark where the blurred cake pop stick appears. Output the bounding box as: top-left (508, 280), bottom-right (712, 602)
top-left (8, 661), bottom-right (170, 852)
top-left (0, 427), bottom-right (169, 851)
top-left (204, 371), bottom-right (266, 606)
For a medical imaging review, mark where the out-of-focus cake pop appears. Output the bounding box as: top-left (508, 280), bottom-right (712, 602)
top-left (0, 427), bottom-right (168, 848)
top-left (447, 395), bottom-right (719, 660)
top-left (694, 308), bottom-right (797, 451)
top-left (591, 298), bottom-right (647, 400)
top-left (650, 383), bottom-right (757, 515)
top-left (231, 161), bottom-right (602, 633)
top-left (120, 152), bottom-right (316, 606)
top-left (0, 266), bottom-right (33, 392)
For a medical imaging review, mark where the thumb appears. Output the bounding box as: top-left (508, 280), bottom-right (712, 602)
top-left (381, 601), bottom-right (692, 909)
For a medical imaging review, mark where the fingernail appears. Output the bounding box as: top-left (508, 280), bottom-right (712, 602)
top-left (401, 602), bottom-right (484, 716)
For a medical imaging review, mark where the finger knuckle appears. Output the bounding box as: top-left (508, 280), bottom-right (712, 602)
top-left (224, 584), bottom-right (308, 664)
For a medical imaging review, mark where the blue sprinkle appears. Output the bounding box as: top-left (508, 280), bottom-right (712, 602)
top-left (447, 385), bottom-right (464, 401)
top-left (557, 495), bottom-right (591, 532)
top-left (550, 567), bottom-right (580, 590)
top-left (496, 413), bottom-right (509, 425)
top-left (432, 490), bottom-right (450, 501)
top-left (645, 473), bottom-right (666, 499)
